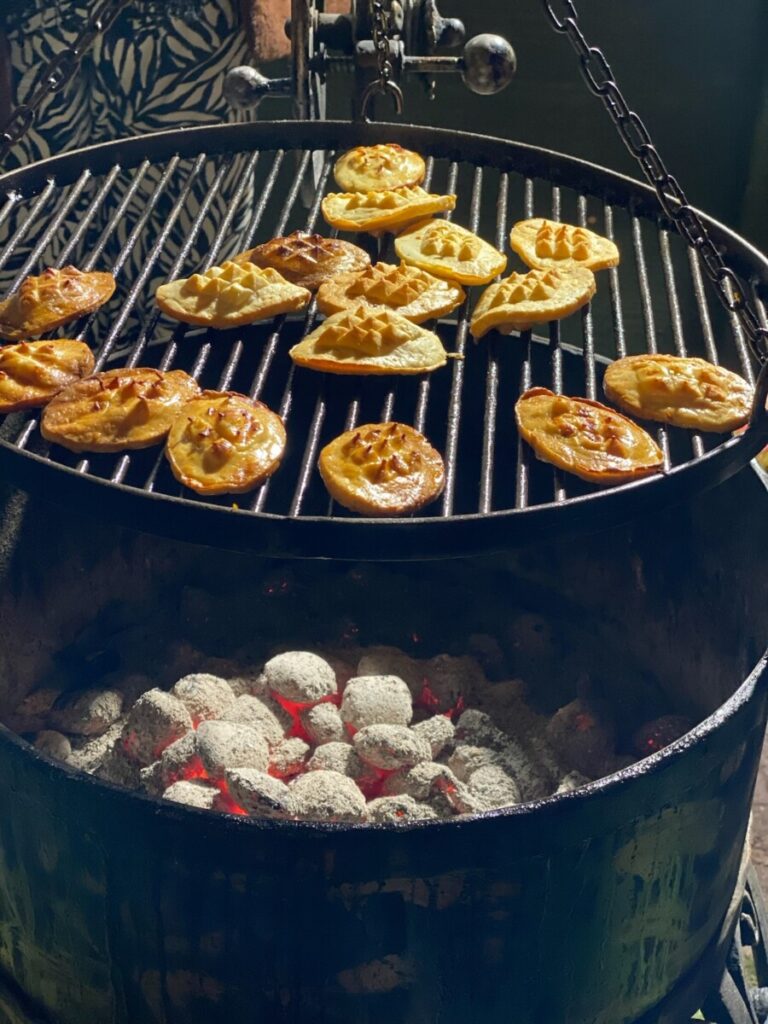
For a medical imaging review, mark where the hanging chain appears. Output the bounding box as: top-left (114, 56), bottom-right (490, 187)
top-left (359, 0), bottom-right (404, 120)
top-left (0, 0), bottom-right (130, 165)
top-left (542, 0), bottom-right (768, 367)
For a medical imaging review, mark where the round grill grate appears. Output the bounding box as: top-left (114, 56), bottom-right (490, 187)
top-left (0, 120), bottom-right (766, 559)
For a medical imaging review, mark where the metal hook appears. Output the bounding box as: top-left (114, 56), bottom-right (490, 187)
top-left (359, 78), bottom-right (404, 121)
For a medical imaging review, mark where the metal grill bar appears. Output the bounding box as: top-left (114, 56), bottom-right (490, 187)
top-left (0, 122), bottom-right (765, 559)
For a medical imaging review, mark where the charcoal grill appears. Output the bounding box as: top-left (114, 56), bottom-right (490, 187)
top-left (1, 4), bottom-right (768, 1024)
top-left (0, 121), bottom-right (767, 558)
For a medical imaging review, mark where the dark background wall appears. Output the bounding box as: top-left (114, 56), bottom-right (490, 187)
top-left (294, 0), bottom-right (768, 251)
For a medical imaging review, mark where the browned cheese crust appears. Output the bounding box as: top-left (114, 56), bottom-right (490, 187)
top-left (319, 422), bottom-right (445, 516)
top-left (165, 391), bottom-right (286, 495)
top-left (232, 231), bottom-right (371, 292)
top-left (515, 387), bottom-right (664, 485)
top-left (316, 261), bottom-right (465, 324)
top-left (603, 353), bottom-right (753, 432)
top-left (0, 339), bottom-right (95, 412)
top-left (0, 267), bottom-right (116, 340)
top-left (333, 144), bottom-right (426, 192)
top-left (41, 367), bottom-right (200, 452)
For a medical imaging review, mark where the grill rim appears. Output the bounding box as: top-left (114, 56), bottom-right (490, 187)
top-left (1, 119), bottom-right (767, 560)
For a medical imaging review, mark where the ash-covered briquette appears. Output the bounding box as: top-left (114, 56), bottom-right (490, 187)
top-left (156, 730), bottom-right (199, 787)
top-left (411, 715), bottom-right (455, 758)
top-left (259, 651), bottom-right (337, 704)
top-left (163, 779), bottom-right (220, 810)
top-left (290, 770), bottom-right (367, 823)
top-left (356, 647), bottom-right (424, 695)
top-left (446, 744), bottom-right (500, 782)
top-left (49, 688), bottom-right (124, 737)
top-left (454, 709), bottom-right (508, 750)
top-left (140, 760), bottom-right (166, 796)
top-left (97, 742), bottom-right (143, 789)
top-left (68, 719), bottom-right (126, 773)
top-left (545, 698), bottom-right (617, 778)
top-left (353, 724), bottom-right (431, 771)
top-left (341, 675), bottom-right (413, 730)
top-left (196, 720), bottom-right (270, 779)
top-left (172, 674), bottom-right (235, 723)
top-left (269, 737), bottom-right (310, 778)
top-left (226, 768), bottom-right (295, 818)
top-left (33, 730), bottom-right (72, 761)
top-left (367, 795), bottom-right (438, 824)
top-left (467, 765), bottom-right (522, 810)
top-left (306, 741), bottom-right (365, 779)
top-left (122, 689), bottom-right (193, 766)
top-left (221, 693), bottom-right (292, 747)
top-left (300, 702), bottom-right (347, 745)
top-left (383, 760), bottom-right (459, 802)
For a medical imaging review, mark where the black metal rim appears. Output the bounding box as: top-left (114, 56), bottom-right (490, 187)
top-left (1, 120), bottom-right (767, 560)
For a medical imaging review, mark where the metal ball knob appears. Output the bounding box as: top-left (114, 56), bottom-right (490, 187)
top-left (224, 66), bottom-right (273, 110)
top-left (461, 34), bottom-right (516, 96)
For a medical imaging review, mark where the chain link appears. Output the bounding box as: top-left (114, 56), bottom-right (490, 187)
top-left (360, 0), bottom-right (404, 120)
top-left (542, 0), bottom-right (768, 365)
top-left (0, 0), bottom-right (129, 165)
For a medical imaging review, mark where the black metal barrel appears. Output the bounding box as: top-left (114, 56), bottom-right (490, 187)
top-left (0, 462), bottom-right (765, 1024)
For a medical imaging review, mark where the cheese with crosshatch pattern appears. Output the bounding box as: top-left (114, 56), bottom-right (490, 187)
top-left (321, 186), bottom-right (455, 234)
top-left (515, 387), bottom-right (663, 485)
top-left (289, 305), bottom-right (447, 375)
top-left (317, 261), bottom-right (465, 324)
top-left (232, 231), bottom-right (370, 292)
top-left (395, 219), bottom-right (506, 285)
top-left (165, 390), bottom-right (286, 495)
top-left (319, 421), bottom-right (445, 516)
top-left (510, 218), bottom-right (619, 272)
top-left (471, 266), bottom-right (596, 338)
top-left (0, 266), bottom-right (115, 341)
top-left (0, 339), bottom-right (95, 412)
top-left (155, 261), bottom-right (310, 328)
top-left (333, 144), bottom-right (426, 192)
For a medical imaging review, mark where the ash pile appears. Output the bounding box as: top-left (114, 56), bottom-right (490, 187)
top-left (6, 643), bottom-right (691, 824)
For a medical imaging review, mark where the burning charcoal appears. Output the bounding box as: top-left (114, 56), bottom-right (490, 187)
top-left (163, 779), bottom-right (220, 810)
top-left (33, 730), bottom-right (72, 761)
top-left (259, 651), bottom-right (337, 704)
top-left (367, 795), bottom-right (438, 824)
top-left (454, 709), bottom-right (508, 750)
top-left (158, 731), bottom-right (200, 787)
top-left (7, 687), bottom-right (61, 733)
top-left (68, 719), bottom-right (126, 774)
top-left (545, 698), bottom-right (616, 778)
top-left (422, 654), bottom-right (485, 711)
top-left (171, 674), bottom-right (235, 724)
top-left (467, 765), bottom-right (521, 810)
top-left (226, 768), bottom-right (295, 819)
top-left (382, 760), bottom-right (459, 802)
top-left (340, 676), bottom-right (413, 730)
top-left (290, 770), bottom-right (367, 823)
top-left (446, 744), bottom-right (500, 782)
top-left (140, 760), bottom-right (165, 796)
top-left (411, 715), bottom-right (455, 758)
top-left (97, 742), bottom-right (142, 789)
top-left (356, 646), bottom-right (424, 695)
top-left (196, 720), bottom-right (269, 780)
top-left (353, 724), bottom-right (431, 771)
top-left (300, 702), bottom-right (347, 746)
top-left (221, 694), bottom-right (291, 746)
top-left (49, 688), bottom-right (124, 737)
top-left (203, 661), bottom-right (267, 698)
top-left (632, 715), bottom-right (693, 758)
top-left (122, 689), bottom-right (193, 767)
top-left (306, 742), bottom-right (365, 780)
top-left (555, 770), bottom-right (592, 794)
top-left (269, 737), bottom-right (310, 779)
top-left (496, 740), bottom-right (554, 801)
